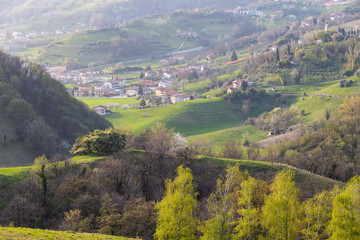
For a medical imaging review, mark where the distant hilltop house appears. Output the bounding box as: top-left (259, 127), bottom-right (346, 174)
top-left (330, 12), bottom-right (345, 21)
top-left (301, 17), bottom-right (320, 27)
top-left (92, 105), bottom-right (112, 115)
top-left (237, 8), bottom-right (263, 16)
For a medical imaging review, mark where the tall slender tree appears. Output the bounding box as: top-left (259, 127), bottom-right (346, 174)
top-left (201, 166), bottom-right (246, 240)
top-left (262, 169), bottom-right (301, 240)
top-left (154, 166), bottom-right (198, 240)
top-left (231, 51), bottom-right (238, 62)
top-left (328, 176), bottom-right (360, 239)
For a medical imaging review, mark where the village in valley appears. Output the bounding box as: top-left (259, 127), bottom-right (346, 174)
top-left (43, 56), bottom-right (220, 114)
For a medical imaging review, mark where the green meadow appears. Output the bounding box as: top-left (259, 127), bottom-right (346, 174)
top-left (80, 97), bottom-right (242, 136)
top-left (289, 96), bottom-right (343, 123)
top-left (188, 125), bottom-right (267, 146)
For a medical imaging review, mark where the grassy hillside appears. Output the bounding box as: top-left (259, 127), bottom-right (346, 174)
top-left (80, 97), bottom-right (242, 136)
top-left (0, 227), bottom-right (131, 239)
top-left (201, 156), bottom-right (344, 198)
top-left (29, 11), bottom-right (258, 67)
top-left (188, 125), bottom-right (266, 146)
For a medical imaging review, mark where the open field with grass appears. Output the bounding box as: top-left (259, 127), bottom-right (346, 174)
top-left (80, 97), bottom-right (242, 135)
top-left (188, 125), bottom-right (266, 145)
top-left (288, 96), bottom-right (343, 123)
top-left (0, 227), bottom-right (132, 240)
top-left (78, 97), bottom-right (140, 108)
top-left (272, 77), bottom-right (360, 96)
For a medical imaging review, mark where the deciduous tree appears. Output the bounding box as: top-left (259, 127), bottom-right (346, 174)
top-left (154, 166), bottom-right (198, 240)
top-left (262, 169), bottom-right (301, 240)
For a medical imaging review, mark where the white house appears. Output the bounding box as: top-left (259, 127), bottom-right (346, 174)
top-left (158, 80), bottom-right (173, 88)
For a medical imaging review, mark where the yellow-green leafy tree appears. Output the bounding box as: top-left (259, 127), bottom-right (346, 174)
top-left (154, 166), bottom-right (198, 240)
top-left (262, 169), bottom-right (301, 240)
top-left (235, 177), bottom-right (268, 239)
top-left (201, 166), bottom-right (247, 240)
top-left (327, 176), bottom-right (360, 239)
top-left (301, 188), bottom-right (338, 240)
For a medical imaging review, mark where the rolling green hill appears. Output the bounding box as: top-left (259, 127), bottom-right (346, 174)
top-left (0, 0), bottom-right (255, 33)
top-left (30, 11), bottom-right (259, 67)
top-left (0, 227), bottom-right (132, 239)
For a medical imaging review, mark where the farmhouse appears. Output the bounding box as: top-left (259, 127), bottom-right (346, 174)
top-left (145, 71), bottom-right (157, 79)
top-left (158, 80), bottom-right (173, 88)
top-left (232, 79), bottom-right (249, 88)
top-left (92, 105), bottom-right (112, 115)
top-left (170, 94), bottom-right (186, 104)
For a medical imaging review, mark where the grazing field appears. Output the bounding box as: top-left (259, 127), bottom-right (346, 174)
top-left (318, 77), bottom-right (360, 95)
top-left (80, 97), bottom-right (242, 136)
top-left (288, 96), bottom-right (343, 123)
top-left (270, 80), bottom-right (338, 95)
top-left (188, 125), bottom-right (266, 146)
top-left (0, 227), bottom-right (132, 240)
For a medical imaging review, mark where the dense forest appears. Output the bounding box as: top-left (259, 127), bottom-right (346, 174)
top-left (0, 51), bottom-right (111, 157)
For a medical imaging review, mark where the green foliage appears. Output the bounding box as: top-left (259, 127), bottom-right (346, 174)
top-left (6, 98), bottom-right (35, 124)
top-left (97, 195), bottom-right (122, 236)
top-left (70, 128), bottom-right (126, 155)
top-left (0, 51), bottom-right (111, 159)
top-left (315, 31), bottom-right (336, 43)
top-left (328, 176), bottom-right (360, 239)
top-left (201, 166), bottom-right (246, 240)
top-left (155, 166), bottom-right (198, 240)
top-left (301, 189), bottom-right (337, 240)
top-left (262, 169), bottom-right (300, 240)
top-left (33, 155), bottom-right (48, 165)
top-left (235, 177), bottom-right (268, 239)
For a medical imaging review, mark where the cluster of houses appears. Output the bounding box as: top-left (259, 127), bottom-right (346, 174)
top-left (300, 12), bottom-right (346, 28)
top-left (0, 29), bottom-right (83, 53)
top-left (44, 64), bottom-right (107, 84)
